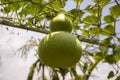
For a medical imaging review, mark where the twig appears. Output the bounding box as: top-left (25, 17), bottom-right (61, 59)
top-left (0, 0), bottom-right (27, 5)
top-left (115, 0), bottom-right (120, 7)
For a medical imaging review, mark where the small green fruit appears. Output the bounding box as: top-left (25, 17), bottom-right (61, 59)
top-left (38, 31), bottom-right (82, 68)
top-left (50, 13), bottom-right (73, 32)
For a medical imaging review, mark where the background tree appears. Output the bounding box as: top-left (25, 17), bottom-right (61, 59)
top-left (0, 0), bottom-right (120, 80)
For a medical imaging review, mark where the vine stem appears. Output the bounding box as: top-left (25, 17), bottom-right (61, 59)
top-left (42, 65), bottom-right (45, 80)
top-left (59, 68), bottom-right (67, 80)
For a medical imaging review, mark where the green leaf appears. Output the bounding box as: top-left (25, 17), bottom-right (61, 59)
top-left (101, 37), bottom-right (112, 46)
top-left (89, 27), bottom-right (102, 35)
top-left (99, 46), bottom-right (109, 54)
top-left (110, 5), bottom-right (120, 19)
top-left (69, 9), bottom-right (84, 19)
top-left (103, 25), bottom-right (114, 35)
top-left (104, 44), bottom-right (120, 64)
top-left (82, 30), bottom-right (89, 36)
top-left (104, 15), bottom-right (115, 23)
top-left (86, 5), bottom-right (101, 16)
top-left (83, 24), bottom-right (90, 29)
top-left (19, 3), bottom-right (40, 16)
top-left (107, 71), bottom-right (114, 79)
top-left (100, 0), bottom-right (110, 6)
top-left (52, 1), bottom-right (61, 10)
top-left (73, 25), bottom-right (80, 30)
top-left (113, 45), bottom-right (120, 62)
top-left (71, 67), bottom-right (77, 76)
top-left (117, 37), bottom-right (120, 42)
top-left (93, 0), bottom-right (110, 7)
top-left (83, 15), bottom-right (98, 24)
top-left (84, 43), bottom-right (90, 49)
top-left (1, 1), bottom-right (27, 14)
top-left (105, 47), bottom-right (120, 64)
top-left (32, 0), bottom-right (43, 3)
top-left (83, 63), bottom-right (88, 73)
top-left (112, 54), bottom-right (120, 63)
top-left (104, 54), bottom-right (116, 64)
top-left (116, 76), bottom-right (120, 80)
top-left (94, 52), bottom-right (103, 61)
top-left (74, 0), bottom-right (83, 4)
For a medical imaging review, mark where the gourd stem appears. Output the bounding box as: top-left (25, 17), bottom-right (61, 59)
top-left (58, 8), bottom-right (65, 14)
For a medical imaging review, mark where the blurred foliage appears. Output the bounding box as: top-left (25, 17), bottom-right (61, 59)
top-left (0, 0), bottom-right (120, 80)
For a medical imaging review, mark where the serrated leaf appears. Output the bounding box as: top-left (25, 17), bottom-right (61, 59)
top-left (104, 15), bottom-right (115, 23)
top-left (107, 71), bottom-right (114, 79)
top-left (103, 25), bottom-right (114, 35)
top-left (110, 5), bottom-right (120, 19)
top-left (83, 15), bottom-right (98, 24)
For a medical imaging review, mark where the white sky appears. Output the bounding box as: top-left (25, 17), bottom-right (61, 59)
top-left (0, 26), bottom-right (45, 80)
top-left (0, 0), bottom-right (120, 80)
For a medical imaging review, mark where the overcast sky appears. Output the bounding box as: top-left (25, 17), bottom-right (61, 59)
top-left (0, 26), bottom-right (45, 80)
top-left (0, 0), bottom-right (120, 80)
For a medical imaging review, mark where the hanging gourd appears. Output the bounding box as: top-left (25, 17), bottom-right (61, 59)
top-left (38, 12), bottom-right (82, 68)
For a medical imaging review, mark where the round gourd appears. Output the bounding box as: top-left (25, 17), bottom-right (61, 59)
top-left (50, 13), bottom-right (73, 32)
top-left (38, 31), bottom-right (82, 68)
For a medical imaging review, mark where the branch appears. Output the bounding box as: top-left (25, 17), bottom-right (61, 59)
top-left (0, 18), bottom-right (114, 48)
top-left (77, 35), bottom-right (113, 47)
top-left (115, 0), bottom-right (120, 7)
top-left (0, 19), bottom-right (50, 34)
top-left (0, 0), bottom-right (27, 5)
